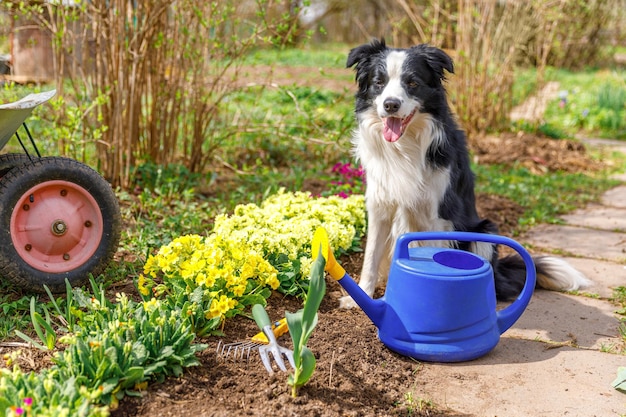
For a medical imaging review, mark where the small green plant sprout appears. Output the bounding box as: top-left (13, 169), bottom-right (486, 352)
top-left (14, 297), bottom-right (57, 351)
top-left (285, 238), bottom-right (327, 397)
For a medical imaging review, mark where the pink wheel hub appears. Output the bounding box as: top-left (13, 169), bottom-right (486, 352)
top-left (10, 180), bottom-right (104, 273)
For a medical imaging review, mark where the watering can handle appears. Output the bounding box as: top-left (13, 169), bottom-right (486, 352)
top-left (395, 231), bottom-right (536, 334)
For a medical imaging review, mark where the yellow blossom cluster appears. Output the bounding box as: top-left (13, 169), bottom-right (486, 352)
top-left (212, 189), bottom-right (365, 277)
top-left (140, 233), bottom-right (279, 322)
top-left (139, 189), bottom-right (365, 327)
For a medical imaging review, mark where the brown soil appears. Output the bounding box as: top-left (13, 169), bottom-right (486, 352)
top-left (111, 131), bottom-right (601, 416)
top-left (1, 135), bottom-right (599, 417)
top-left (2, 64), bottom-right (606, 417)
top-left (473, 131), bottom-right (603, 174)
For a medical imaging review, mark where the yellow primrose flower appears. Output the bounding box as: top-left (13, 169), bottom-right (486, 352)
top-left (266, 272), bottom-right (280, 290)
top-left (143, 297), bottom-right (160, 312)
top-left (142, 189), bottom-right (365, 335)
top-left (143, 255), bottom-right (158, 276)
top-left (137, 274), bottom-right (150, 296)
top-left (207, 294), bottom-right (237, 319)
top-left (232, 283), bottom-right (246, 297)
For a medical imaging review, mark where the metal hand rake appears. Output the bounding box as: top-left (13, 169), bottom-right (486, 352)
top-left (252, 304), bottom-right (295, 374)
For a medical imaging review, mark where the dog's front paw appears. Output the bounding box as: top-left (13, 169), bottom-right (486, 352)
top-left (339, 295), bottom-right (359, 309)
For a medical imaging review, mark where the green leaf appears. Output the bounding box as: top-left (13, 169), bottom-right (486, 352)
top-left (303, 253), bottom-right (326, 314)
top-left (29, 297), bottom-right (49, 348)
top-left (101, 377), bottom-right (120, 395)
top-left (72, 286), bottom-right (93, 308)
top-left (285, 310), bottom-right (304, 357)
top-left (240, 293), bottom-right (268, 307)
top-left (190, 286), bottom-right (204, 304)
top-left (158, 345), bottom-right (175, 360)
top-left (120, 367), bottom-right (146, 388)
top-left (14, 329), bottom-right (46, 350)
top-left (143, 360), bottom-right (168, 376)
top-left (294, 346), bottom-right (316, 386)
top-left (132, 341), bottom-right (148, 362)
top-left (43, 284), bottom-right (64, 324)
top-left (300, 252), bottom-right (325, 341)
top-left (171, 364), bottom-right (183, 377)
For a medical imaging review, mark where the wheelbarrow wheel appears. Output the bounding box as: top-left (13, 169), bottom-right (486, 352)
top-left (0, 153), bottom-right (33, 178)
top-left (0, 157), bottom-right (121, 293)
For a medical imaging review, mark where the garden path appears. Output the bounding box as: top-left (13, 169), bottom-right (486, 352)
top-left (509, 81), bottom-right (561, 123)
top-left (412, 138), bottom-right (626, 416)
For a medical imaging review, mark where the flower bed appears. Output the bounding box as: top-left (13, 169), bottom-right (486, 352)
top-left (0, 190), bottom-right (365, 416)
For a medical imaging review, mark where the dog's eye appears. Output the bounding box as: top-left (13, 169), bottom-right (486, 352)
top-left (408, 81), bottom-right (419, 88)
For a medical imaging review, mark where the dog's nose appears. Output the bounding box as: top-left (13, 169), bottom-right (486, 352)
top-left (383, 97), bottom-right (401, 114)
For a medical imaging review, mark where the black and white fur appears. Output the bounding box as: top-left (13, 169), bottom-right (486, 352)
top-left (340, 39), bottom-right (590, 308)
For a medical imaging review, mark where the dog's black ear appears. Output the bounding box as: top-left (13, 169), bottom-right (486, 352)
top-left (420, 45), bottom-right (454, 80)
top-left (346, 38), bottom-right (387, 69)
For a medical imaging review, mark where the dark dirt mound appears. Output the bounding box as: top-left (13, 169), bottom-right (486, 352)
top-left (473, 132), bottom-right (602, 174)
top-left (110, 194), bottom-right (519, 417)
top-left (0, 132), bottom-right (599, 417)
top-left (111, 133), bottom-right (604, 417)
top-left (112, 290), bottom-right (454, 417)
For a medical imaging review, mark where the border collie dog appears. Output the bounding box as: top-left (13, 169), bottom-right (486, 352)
top-left (340, 39), bottom-right (590, 308)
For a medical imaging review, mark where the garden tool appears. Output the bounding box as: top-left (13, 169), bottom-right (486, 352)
top-left (252, 304), bottom-right (295, 374)
top-left (216, 317), bottom-right (289, 361)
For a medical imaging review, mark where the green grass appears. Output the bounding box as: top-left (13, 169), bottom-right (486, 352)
top-left (222, 84), bottom-right (353, 161)
top-left (511, 67), bottom-right (626, 140)
top-left (474, 162), bottom-right (621, 231)
top-left (512, 68), bottom-right (541, 108)
top-left (614, 286), bottom-right (626, 312)
top-left (0, 291), bottom-right (31, 340)
top-left (612, 286), bottom-right (626, 351)
top-left (244, 43), bottom-right (348, 68)
top-left (541, 68), bottom-right (626, 139)
top-left (1, 49), bottom-right (625, 342)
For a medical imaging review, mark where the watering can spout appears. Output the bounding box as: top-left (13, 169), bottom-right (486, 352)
top-left (312, 228), bottom-right (388, 327)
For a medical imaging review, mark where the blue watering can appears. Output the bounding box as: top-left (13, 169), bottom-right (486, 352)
top-left (312, 228), bottom-right (536, 362)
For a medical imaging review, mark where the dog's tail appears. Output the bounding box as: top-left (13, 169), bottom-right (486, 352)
top-left (494, 254), bottom-right (592, 301)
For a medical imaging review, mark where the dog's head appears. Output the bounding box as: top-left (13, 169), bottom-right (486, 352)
top-left (346, 39), bottom-right (454, 142)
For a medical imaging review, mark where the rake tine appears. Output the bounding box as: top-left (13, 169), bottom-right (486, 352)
top-left (216, 317), bottom-right (290, 366)
top-left (258, 346), bottom-right (275, 374)
top-left (258, 325), bottom-right (288, 373)
top-left (217, 340), bottom-right (260, 361)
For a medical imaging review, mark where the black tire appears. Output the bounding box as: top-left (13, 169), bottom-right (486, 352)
top-left (0, 153), bottom-right (34, 179)
top-left (0, 157), bottom-right (121, 293)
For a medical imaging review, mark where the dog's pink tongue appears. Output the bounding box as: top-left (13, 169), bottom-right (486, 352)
top-left (383, 117), bottom-right (403, 142)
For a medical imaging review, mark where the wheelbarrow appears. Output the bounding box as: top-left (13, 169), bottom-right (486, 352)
top-left (0, 90), bottom-right (121, 293)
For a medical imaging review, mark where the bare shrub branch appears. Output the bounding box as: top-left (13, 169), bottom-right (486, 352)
top-left (4, 0), bottom-right (306, 188)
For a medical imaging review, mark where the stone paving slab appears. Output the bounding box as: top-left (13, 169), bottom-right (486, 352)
top-left (564, 257), bottom-right (626, 298)
top-left (418, 340), bottom-right (626, 417)
top-left (504, 290), bottom-right (622, 350)
top-left (583, 137), bottom-right (626, 155)
top-left (602, 185), bottom-right (626, 208)
top-left (524, 224), bottom-right (626, 262)
top-left (561, 205), bottom-right (626, 232)
top-left (612, 173), bottom-right (626, 182)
